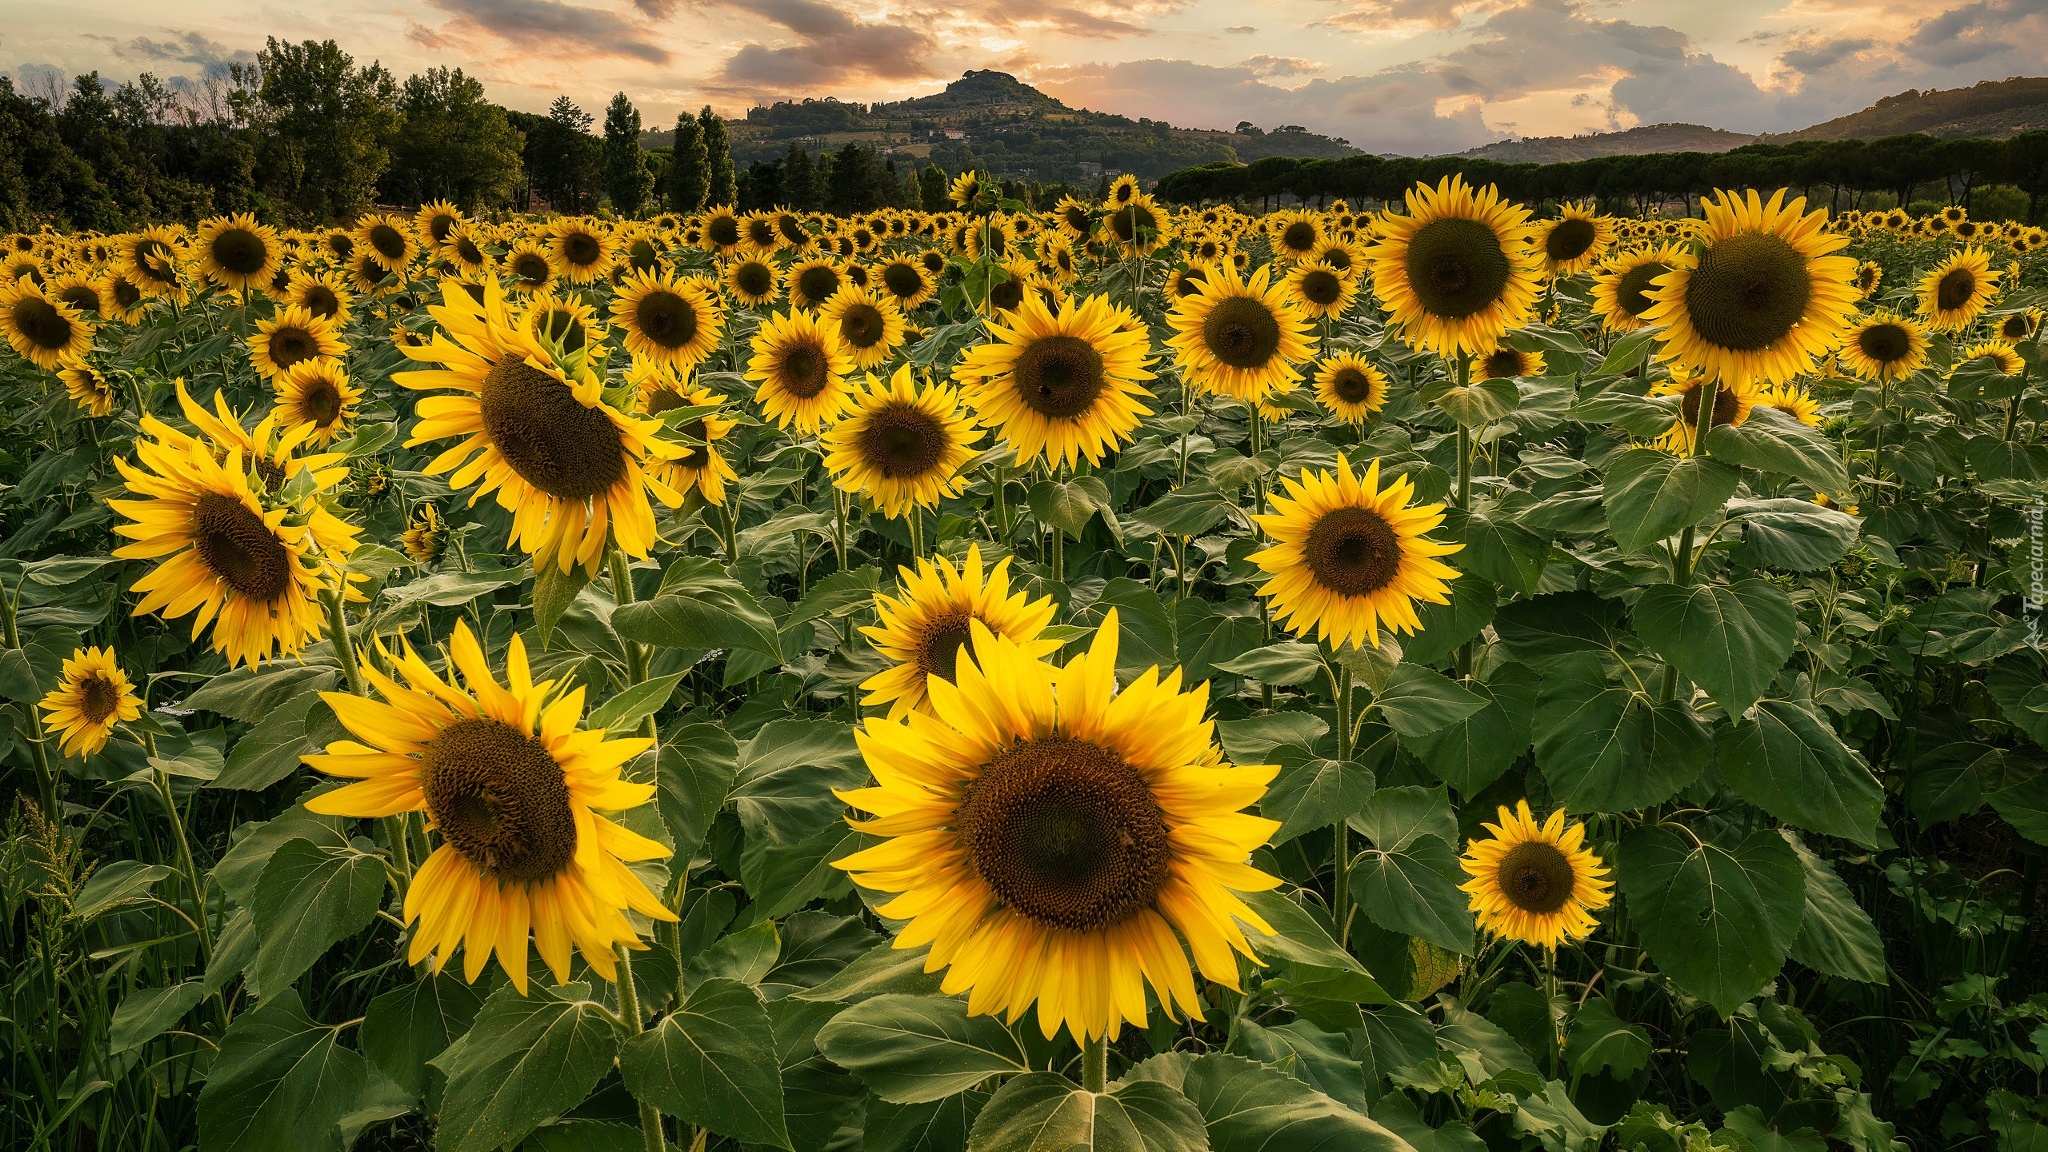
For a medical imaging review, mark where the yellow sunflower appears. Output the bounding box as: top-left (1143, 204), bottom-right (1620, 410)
top-left (285, 268), bottom-right (353, 324)
top-left (874, 256), bottom-right (938, 311)
top-left (953, 291), bottom-right (1155, 468)
top-left (1998, 309), bottom-right (2041, 342)
top-left (355, 213), bottom-right (418, 275)
top-left (1104, 194), bottom-right (1174, 257)
top-left (1284, 261), bottom-right (1360, 321)
top-left (118, 225), bottom-right (189, 301)
top-left (833, 611), bottom-right (1281, 1042)
top-left (273, 359), bottom-right (363, 447)
top-left (786, 257), bottom-right (847, 309)
top-left (1458, 800), bottom-right (1612, 949)
top-left (820, 283), bottom-right (908, 371)
top-left (59, 360), bottom-right (121, 417)
top-left (402, 503), bottom-right (448, 565)
top-left (1368, 175), bottom-right (1542, 357)
top-left (39, 647), bottom-right (143, 758)
top-left (396, 278), bottom-right (679, 575)
top-left (1755, 382), bottom-right (1821, 426)
top-left (1477, 343), bottom-right (1546, 380)
top-left (1955, 340), bottom-right (2025, 378)
top-left (1917, 246), bottom-right (1999, 332)
top-left (747, 308), bottom-right (859, 433)
top-left (634, 365), bottom-right (738, 505)
top-left (1312, 352), bottom-right (1388, 425)
top-left (304, 620), bottom-right (677, 992)
top-left (549, 220), bottom-right (614, 285)
top-left (445, 223), bottom-right (494, 275)
top-left (822, 365), bottom-right (983, 519)
top-left (1, 281), bottom-right (94, 369)
top-left (46, 272), bottom-right (106, 317)
top-left (1054, 195), bottom-right (1095, 241)
top-left (1649, 370), bottom-right (1761, 455)
top-left (194, 213), bottom-right (281, 293)
top-left (1166, 261), bottom-right (1318, 401)
top-left (858, 544), bottom-right (1060, 720)
top-left (99, 269), bottom-right (148, 323)
top-left (504, 242), bottom-right (555, 295)
top-left (1854, 260), bottom-right (1883, 299)
top-left (415, 200), bottom-right (465, 251)
top-left (1589, 243), bottom-right (1685, 333)
top-left (699, 207), bottom-right (744, 256)
top-left (724, 256), bottom-right (781, 307)
top-left (1536, 203), bottom-right (1612, 276)
top-left (1249, 454), bottom-right (1462, 650)
top-left (947, 170), bottom-right (985, 209)
top-left (1268, 210), bottom-right (1324, 263)
top-left (1642, 190), bottom-right (1858, 387)
top-left (612, 269), bottom-right (724, 373)
top-left (522, 294), bottom-right (607, 360)
top-left (250, 304), bottom-right (347, 380)
top-left (1837, 310), bottom-right (1930, 382)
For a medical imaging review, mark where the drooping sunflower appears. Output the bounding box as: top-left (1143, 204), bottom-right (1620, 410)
top-left (356, 213), bottom-right (418, 275)
top-left (59, 360), bottom-right (121, 417)
top-left (1250, 454), bottom-right (1462, 650)
top-left (724, 256), bottom-right (781, 307)
top-left (634, 366), bottom-right (738, 505)
top-left (822, 365), bottom-right (983, 519)
top-left (549, 219), bottom-right (614, 285)
top-left (954, 291), bottom-right (1155, 467)
top-left (1477, 343), bottom-right (1546, 380)
top-left (285, 268), bottom-right (353, 324)
top-left (819, 283), bottom-right (907, 371)
top-left (249, 304), bottom-right (347, 379)
top-left (1165, 261), bottom-right (1318, 401)
top-left (1642, 190), bottom-right (1859, 387)
top-left (1312, 352), bottom-right (1388, 425)
top-left (1536, 203), bottom-right (1612, 276)
top-left (1755, 382), bottom-right (1821, 426)
top-left (1458, 800), bottom-right (1612, 949)
top-left (1649, 370), bottom-right (1761, 455)
top-left (1836, 310), bottom-right (1930, 382)
top-left (304, 620), bottom-right (677, 991)
top-left (402, 503), bottom-right (448, 565)
top-left (747, 307), bottom-right (858, 433)
top-left (834, 612), bottom-right (1281, 1042)
top-left (1368, 175), bottom-right (1542, 357)
top-left (1955, 340), bottom-right (2025, 378)
top-left (39, 647), bottom-right (142, 758)
top-left (786, 257), bottom-right (847, 309)
top-left (194, 213), bottom-right (281, 293)
top-left (1917, 246), bottom-right (1998, 332)
top-left (1, 281), bottom-right (95, 369)
top-left (875, 256), bottom-right (938, 310)
top-left (1284, 261), bottom-right (1360, 321)
top-left (611, 269), bottom-right (725, 373)
top-left (273, 359), bottom-right (363, 446)
top-left (858, 544), bottom-right (1060, 720)
top-left (1999, 309), bottom-right (2042, 342)
top-left (415, 200), bottom-right (465, 251)
top-left (396, 277), bottom-right (679, 574)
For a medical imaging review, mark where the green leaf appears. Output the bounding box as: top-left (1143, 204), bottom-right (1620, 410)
top-left (1262, 746), bottom-right (1376, 845)
top-left (215, 694), bottom-right (348, 791)
top-left (1602, 449), bottom-right (1741, 552)
top-left (75, 859), bottom-right (173, 919)
top-left (360, 974), bottom-right (484, 1097)
top-left (1352, 785), bottom-right (1458, 852)
top-left (1564, 998), bottom-right (1651, 1080)
top-left (377, 564), bottom-right (523, 612)
top-left (731, 718), bottom-right (868, 845)
top-left (532, 561), bottom-right (593, 647)
top-left (785, 566), bottom-right (881, 630)
top-left (1031, 475), bottom-right (1116, 539)
top-left (967, 1072), bottom-right (1207, 1152)
top-left (683, 919), bottom-right (780, 989)
top-left (1513, 1080), bottom-right (1608, 1152)
top-left (1718, 699), bottom-right (1883, 845)
top-left (1781, 831), bottom-right (1887, 985)
top-left (1991, 774), bottom-right (2048, 846)
top-left (1704, 408), bottom-right (1850, 493)
top-left (613, 557), bottom-right (781, 655)
top-left (1236, 888), bottom-right (1385, 1001)
top-left (794, 941), bottom-right (945, 1004)
top-left (1127, 482), bottom-right (1236, 539)
top-left (656, 721), bottom-right (739, 864)
top-left (1214, 642), bottom-right (1325, 688)
top-left (867, 1091), bottom-right (991, 1152)
top-left (180, 663), bottom-right (339, 723)
top-left (110, 980), bottom-right (209, 1054)
top-left (1569, 390), bottom-right (1680, 437)
top-left (1532, 652), bottom-right (1712, 812)
top-left (587, 672), bottom-right (686, 733)
top-left (1231, 1020), bottom-right (1370, 1114)
top-left (1619, 827), bottom-right (1804, 1016)
top-left (1403, 672), bottom-right (1535, 797)
top-left (1401, 576), bottom-right (1498, 665)
top-left (1182, 1052), bottom-right (1412, 1152)
top-left (1450, 508), bottom-right (1551, 597)
top-left (1634, 579), bottom-right (1797, 716)
top-left (1217, 712), bottom-right (1329, 762)
top-left (1435, 378), bottom-right (1521, 427)
top-left (430, 982), bottom-right (620, 1152)
top-left (1372, 664), bottom-right (1486, 738)
top-left (1728, 499), bottom-right (1858, 572)
top-left (196, 989), bottom-right (368, 1152)
top-left (620, 977), bottom-right (789, 1148)
top-left (1349, 835), bottom-right (1475, 955)
top-left (1986, 658), bottom-right (2048, 748)
top-left (816, 994), bottom-right (1031, 1104)
top-left (248, 838), bottom-right (385, 995)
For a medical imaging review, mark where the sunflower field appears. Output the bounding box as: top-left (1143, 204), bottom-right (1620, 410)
top-left (3, 174), bottom-right (2048, 1152)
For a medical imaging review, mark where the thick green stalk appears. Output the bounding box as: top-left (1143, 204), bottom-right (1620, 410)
top-left (1658, 526), bottom-right (1699, 702)
top-left (3, 590), bottom-right (58, 815)
top-left (613, 944), bottom-right (666, 1152)
top-left (1330, 661), bottom-right (1354, 942)
top-left (1082, 1035), bottom-right (1108, 1093)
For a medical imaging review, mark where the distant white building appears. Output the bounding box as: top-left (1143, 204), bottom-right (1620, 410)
top-left (1077, 162), bottom-right (1102, 177)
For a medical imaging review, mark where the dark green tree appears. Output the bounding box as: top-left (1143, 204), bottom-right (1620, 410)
top-left (783, 143), bottom-right (816, 209)
top-left (601, 92), bottom-right (653, 215)
top-left (385, 67), bottom-right (523, 209)
top-left (0, 76), bottom-right (118, 230)
top-left (253, 38), bottom-right (399, 221)
top-left (701, 107), bottom-right (735, 207)
top-left (669, 111), bottom-right (707, 212)
top-left (919, 162), bottom-right (948, 210)
top-left (528, 96), bottom-right (600, 213)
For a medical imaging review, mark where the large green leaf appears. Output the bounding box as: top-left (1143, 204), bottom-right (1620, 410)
top-left (430, 982), bottom-right (620, 1152)
top-left (1704, 408), bottom-right (1850, 493)
top-left (1532, 653), bottom-right (1711, 812)
top-left (1435, 378), bottom-right (1520, 427)
top-left (248, 838), bottom-right (385, 995)
top-left (816, 994), bottom-right (1031, 1104)
top-left (1449, 508), bottom-right (1550, 597)
top-left (1602, 449), bottom-right (1740, 552)
top-left (196, 989), bottom-right (369, 1152)
top-left (110, 980), bottom-right (209, 1055)
top-left (1728, 499), bottom-right (1858, 572)
top-left (1261, 745), bottom-right (1376, 845)
top-left (1401, 576), bottom-right (1498, 665)
top-left (1782, 831), bottom-right (1887, 985)
top-left (1564, 998), bottom-right (1651, 1080)
top-left (1231, 1020), bottom-right (1370, 1114)
top-left (180, 662), bottom-right (340, 723)
top-left (1718, 699), bottom-right (1882, 845)
top-left (1634, 579), bottom-right (1797, 716)
top-left (611, 556), bottom-right (781, 655)
top-left (967, 1072), bottom-right (1208, 1152)
top-left (730, 718), bottom-right (867, 844)
top-left (587, 671), bottom-right (687, 733)
top-left (1181, 1053), bottom-right (1413, 1152)
top-left (866, 1091), bottom-right (992, 1152)
top-left (1349, 835), bottom-right (1474, 955)
top-left (620, 977), bottom-right (789, 1147)
top-left (656, 720), bottom-right (740, 864)
top-left (1372, 664), bottom-right (1486, 738)
top-left (1619, 828), bottom-right (1804, 1016)
top-left (1403, 673), bottom-right (1536, 798)
top-left (360, 974), bottom-right (484, 1097)
top-left (215, 694), bottom-right (348, 791)
top-left (1236, 888), bottom-right (1385, 1002)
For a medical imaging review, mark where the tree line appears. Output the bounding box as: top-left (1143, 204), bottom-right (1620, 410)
top-left (0, 37), bottom-right (755, 231)
top-left (1154, 132), bottom-right (2048, 221)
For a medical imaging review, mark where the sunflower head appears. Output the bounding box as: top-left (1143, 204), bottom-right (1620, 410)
top-left (613, 269), bottom-right (724, 372)
top-left (1837, 310), bottom-right (1930, 382)
top-left (953, 291), bottom-right (1156, 468)
top-left (725, 256), bottom-right (781, 307)
top-left (1918, 246), bottom-right (1999, 333)
top-left (550, 220), bottom-right (614, 284)
top-left (39, 646), bottom-right (143, 758)
top-left (858, 544), bottom-right (1060, 719)
top-left (1, 281), bottom-right (95, 370)
top-left (273, 359), bottom-right (362, 446)
top-left (1650, 371), bottom-right (1760, 455)
top-left (1166, 261), bottom-right (1318, 401)
top-left (747, 307), bottom-right (859, 433)
top-left (402, 504), bottom-right (448, 565)
top-left (820, 283), bottom-right (907, 371)
top-left (1459, 800), bottom-right (1612, 949)
top-left (1284, 260), bottom-right (1359, 320)
top-left (2000, 309), bottom-right (2042, 342)
top-left (60, 360), bottom-right (121, 417)
top-left (1477, 343), bottom-right (1546, 380)
top-left (250, 303), bottom-right (347, 380)
top-left (356, 213), bottom-right (418, 274)
top-left (195, 213), bottom-right (280, 292)
top-left (822, 365), bottom-right (983, 520)
top-left (1538, 203), bottom-right (1611, 275)
top-left (1312, 352), bottom-right (1388, 425)
top-left (1368, 175), bottom-right (1542, 356)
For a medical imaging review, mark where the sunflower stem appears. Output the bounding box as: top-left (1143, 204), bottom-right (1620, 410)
top-left (323, 584), bottom-right (366, 698)
top-left (612, 944), bottom-right (667, 1152)
top-left (1082, 1034), bottom-right (1108, 1093)
top-left (991, 461), bottom-right (1013, 546)
top-left (1331, 659), bottom-right (1355, 943)
top-left (155, 759), bottom-right (214, 962)
top-left (1659, 526), bottom-right (1698, 702)
top-left (3, 588), bottom-right (60, 817)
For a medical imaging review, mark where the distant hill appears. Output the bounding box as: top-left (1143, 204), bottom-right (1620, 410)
top-left (1767, 76), bottom-right (2048, 142)
top-left (1459, 123), bottom-right (1757, 163)
top-left (644, 71), bottom-right (1359, 185)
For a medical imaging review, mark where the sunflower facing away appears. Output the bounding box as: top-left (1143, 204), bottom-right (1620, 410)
top-left (39, 647), bottom-right (143, 758)
top-left (747, 308), bottom-right (859, 433)
top-left (1536, 203), bottom-right (1612, 276)
top-left (397, 278), bottom-right (679, 575)
top-left (820, 283), bottom-right (908, 371)
top-left (1250, 454), bottom-right (1462, 650)
top-left (1588, 244), bottom-right (1685, 333)
top-left (60, 361), bottom-right (121, 417)
top-left (1368, 175), bottom-right (1542, 357)
top-left (1312, 352), bottom-right (1388, 425)
top-left (1459, 800), bottom-right (1612, 949)
top-left (250, 304), bottom-right (348, 380)
top-left (953, 290), bottom-right (1155, 468)
top-left (635, 365), bottom-right (739, 505)
top-left (1166, 261), bottom-right (1318, 401)
top-left (833, 611), bottom-right (1281, 1042)
top-left (1641, 189), bottom-right (1859, 387)
top-left (1837, 310), bottom-right (1930, 382)
top-left (1918, 246), bottom-right (1999, 332)
top-left (402, 503), bottom-right (448, 565)
top-left (858, 544), bottom-right (1060, 720)
top-left (305, 620), bottom-right (677, 991)
top-left (1, 281), bottom-right (94, 369)
top-left (273, 359), bottom-right (363, 447)
top-left (823, 365), bottom-right (983, 519)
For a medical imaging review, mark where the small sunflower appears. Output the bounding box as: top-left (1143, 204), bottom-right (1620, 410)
top-left (273, 359), bottom-right (363, 446)
top-left (356, 213), bottom-right (418, 275)
top-left (39, 647), bottom-right (142, 758)
top-left (948, 170), bottom-right (985, 209)
top-left (819, 283), bottom-right (907, 371)
top-left (1998, 309), bottom-right (2042, 342)
top-left (747, 308), bottom-right (859, 433)
top-left (1368, 175), bottom-right (1542, 357)
top-left (1536, 203), bottom-right (1612, 276)
top-left (954, 291), bottom-right (1155, 467)
top-left (549, 220), bottom-right (614, 285)
top-left (635, 367), bottom-right (738, 505)
top-left (858, 544), bottom-right (1060, 720)
top-left (250, 304), bottom-right (347, 380)
top-left (1854, 260), bottom-right (1883, 298)
top-left (304, 620), bottom-right (677, 992)
top-left (875, 256), bottom-right (938, 310)
top-left (1284, 261), bottom-right (1360, 321)
top-left (822, 365), bottom-right (983, 519)
top-left (415, 200), bottom-right (465, 251)
top-left (1250, 454), bottom-right (1462, 650)
top-left (285, 269), bottom-right (353, 324)
top-left (1269, 210), bottom-right (1324, 263)
top-left (1755, 382), bottom-right (1821, 426)
top-left (1, 281), bottom-right (95, 369)
top-left (1477, 343), bottom-right (1546, 380)
top-left (1837, 311), bottom-right (1930, 382)
top-left (1312, 352), bottom-right (1388, 425)
top-left (402, 504), bottom-right (448, 565)
top-left (786, 257), bottom-right (847, 309)
top-left (612, 269), bottom-right (725, 373)
top-left (1458, 801), bottom-right (1612, 949)
top-left (1641, 190), bottom-right (1859, 388)
top-left (724, 256), bottom-right (780, 307)
top-left (1650, 370), bottom-right (1761, 455)
top-left (504, 242), bottom-right (556, 295)
top-left (1917, 247), bottom-right (1998, 332)
top-left (1166, 261), bottom-right (1318, 401)
top-left (194, 213), bottom-right (281, 293)
top-left (59, 360), bottom-right (121, 417)
top-left (1955, 340), bottom-right (2025, 378)
top-left (1104, 194), bottom-right (1173, 257)
top-left (833, 611), bottom-right (1281, 1042)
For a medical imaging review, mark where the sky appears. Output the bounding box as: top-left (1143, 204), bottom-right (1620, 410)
top-left (5, 0), bottom-right (2046, 155)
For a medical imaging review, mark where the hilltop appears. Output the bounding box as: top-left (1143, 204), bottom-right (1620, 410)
top-left (1459, 123), bottom-right (1757, 163)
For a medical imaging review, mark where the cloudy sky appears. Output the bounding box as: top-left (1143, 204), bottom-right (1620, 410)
top-left (5, 0), bottom-right (2045, 154)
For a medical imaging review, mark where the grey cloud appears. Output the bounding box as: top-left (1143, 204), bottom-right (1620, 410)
top-left (113, 31), bottom-right (255, 78)
top-left (422, 0), bottom-right (673, 64)
top-left (714, 0), bottom-right (938, 90)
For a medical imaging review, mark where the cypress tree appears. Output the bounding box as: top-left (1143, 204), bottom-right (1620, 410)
top-left (669, 110), bottom-right (706, 212)
top-left (700, 106), bottom-right (735, 208)
top-left (600, 92), bottom-right (652, 215)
